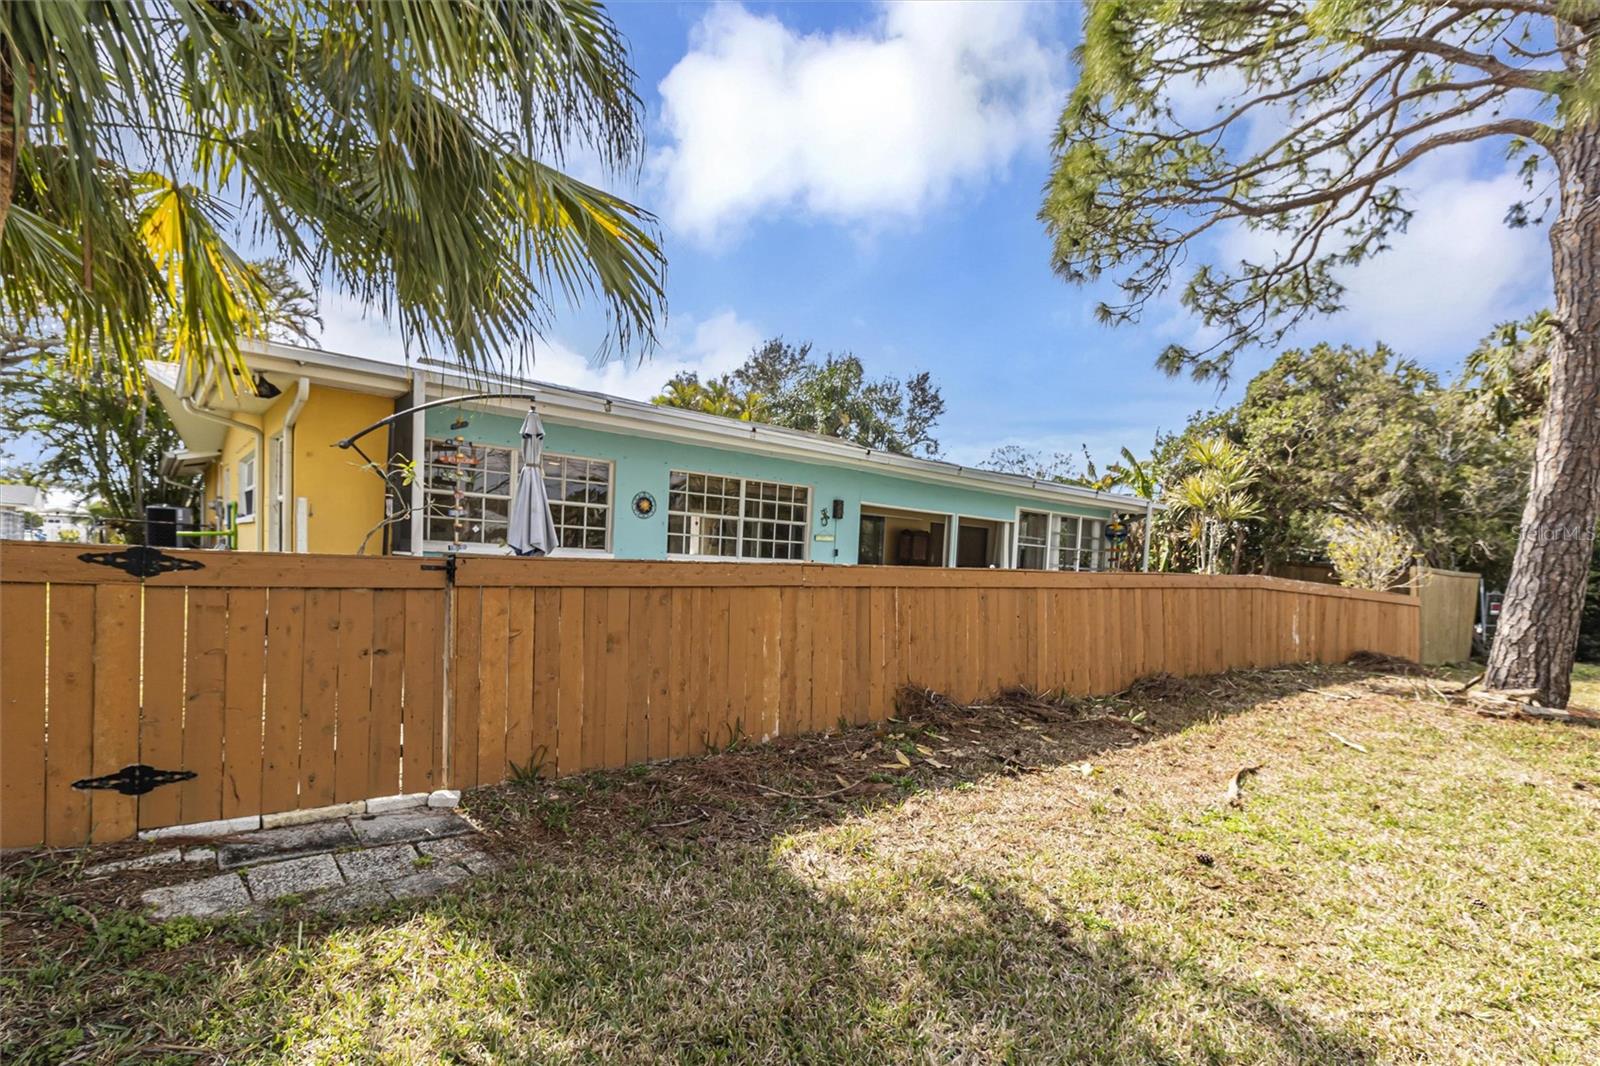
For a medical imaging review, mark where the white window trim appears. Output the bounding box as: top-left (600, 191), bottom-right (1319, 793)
top-left (1012, 507), bottom-right (1110, 572)
top-left (418, 438), bottom-right (615, 556)
top-left (540, 453), bottom-right (616, 555)
top-left (236, 452), bottom-right (257, 522)
top-left (665, 467), bottom-right (813, 563)
top-left (1015, 508), bottom-right (1051, 570)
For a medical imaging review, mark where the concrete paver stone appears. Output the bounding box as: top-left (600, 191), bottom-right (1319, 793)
top-left (141, 873), bottom-right (251, 920)
top-left (245, 853), bottom-right (345, 901)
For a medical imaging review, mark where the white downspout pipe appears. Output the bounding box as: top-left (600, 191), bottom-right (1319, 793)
top-left (181, 368), bottom-right (266, 551)
top-left (281, 378), bottom-right (310, 552)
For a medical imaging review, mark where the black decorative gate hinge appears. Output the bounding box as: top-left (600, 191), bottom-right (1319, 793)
top-left (78, 546), bottom-right (206, 579)
top-left (72, 764), bottom-right (197, 796)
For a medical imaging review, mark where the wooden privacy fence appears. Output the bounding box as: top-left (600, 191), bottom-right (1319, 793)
top-left (0, 543), bottom-right (1419, 847)
top-left (1412, 566), bottom-right (1481, 665)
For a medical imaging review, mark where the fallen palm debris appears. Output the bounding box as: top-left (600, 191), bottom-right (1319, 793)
top-left (1346, 650), bottom-right (1427, 676)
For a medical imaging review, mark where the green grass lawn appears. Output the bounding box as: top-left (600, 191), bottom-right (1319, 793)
top-left (5, 664), bottom-right (1599, 1063)
top-left (1573, 662), bottom-right (1600, 708)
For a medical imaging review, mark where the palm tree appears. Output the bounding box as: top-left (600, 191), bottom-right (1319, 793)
top-left (1, 1), bottom-right (664, 386)
top-left (653, 373), bottom-right (768, 422)
top-left (1173, 438), bottom-right (1260, 574)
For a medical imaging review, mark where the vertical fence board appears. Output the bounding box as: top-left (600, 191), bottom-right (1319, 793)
top-left (138, 588), bottom-right (187, 830)
top-left (626, 588), bottom-right (653, 764)
top-left (668, 588), bottom-right (694, 758)
top-left (727, 589), bottom-right (753, 743)
top-left (451, 587), bottom-right (483, 789)
top-left (333, 589), bottom-right (375, 804)
top-left (556, 587), bottom-right (586, 775)
top-left (400, 589), bottom-right (438, 794)
top-left (602, 587), bottom-right (630, 768)
top-left (43, 586), bottom-right (94, 846)
top-left (704, 588), bottom-right (731, 749)
top-left (476, 588), bottom-right (510, 788)
top-left (297, 589), bottom-right (341, 807)
top-left (645, 588), bottom-right (674, 758)
top-left (579, 588), bottom-right (606, 770)
top-left (89, 586), bottom-right (142, 841)
top-left (505, 587), bottom-right (536, 775)
top-left (1, 585), bottom-right (48, 848)
top-left (221, 588), bottom-right (268, 820)
top-left (531, 587), bottom-right (562, 775)
top-left (262, 589), bottom-right (305, 815)
top-left (791, 586), bottom-right (816, 733)
top-left (368, 588), bottom-right (407, 798)
top-left (181, 590), bottom-right (228, 826)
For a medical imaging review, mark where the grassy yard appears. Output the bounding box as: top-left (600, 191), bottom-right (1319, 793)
top-left (1573, 662), bottom-right (1600, 707)
top-left (5, 663), bottom-right (1599, 1064)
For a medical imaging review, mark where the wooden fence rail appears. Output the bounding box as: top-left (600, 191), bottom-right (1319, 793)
top-left (0, 543), bottom-right (1419, 847)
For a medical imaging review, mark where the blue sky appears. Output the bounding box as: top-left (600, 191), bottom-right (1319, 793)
top-left (318, 1), bottom-right (1556, 470)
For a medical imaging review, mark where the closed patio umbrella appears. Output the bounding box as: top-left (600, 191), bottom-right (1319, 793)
top-left (508, 404), bottom-right (558, 557)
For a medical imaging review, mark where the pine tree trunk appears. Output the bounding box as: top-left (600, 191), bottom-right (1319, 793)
top-left (1484, 122), bottom-right (1600, 708)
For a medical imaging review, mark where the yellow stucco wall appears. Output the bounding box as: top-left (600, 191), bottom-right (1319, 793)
top-left (290, 389), bottom-right (393, 554)
top-left (199, 386), bottom-right (392, 554)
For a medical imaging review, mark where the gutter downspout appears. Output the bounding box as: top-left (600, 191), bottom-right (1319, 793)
top-left (281, 377), bottom-right (310, 552)
top-left (181, 368), bottom-right (266, 551)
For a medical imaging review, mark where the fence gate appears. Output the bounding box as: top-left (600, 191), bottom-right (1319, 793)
top-left (0, 544), bottom-right (449, 848)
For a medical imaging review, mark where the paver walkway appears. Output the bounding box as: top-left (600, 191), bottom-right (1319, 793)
top-left (114, 808), bottom-right (495, 920)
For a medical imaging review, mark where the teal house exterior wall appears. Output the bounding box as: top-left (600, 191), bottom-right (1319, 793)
top-left (423, 407), bottom-right (1126, 564)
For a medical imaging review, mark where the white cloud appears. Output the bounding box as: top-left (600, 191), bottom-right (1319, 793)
top-left (510, 311), bottom-right (762, 401)
top-left (653, 1), bottom-right (1065, 241)
top-left (1327, 169), bottom-right (1550, 358)
top-left (1200, 146), bottom-right (1551, 364)
top-left (310, 293), bottom-right (762, 402)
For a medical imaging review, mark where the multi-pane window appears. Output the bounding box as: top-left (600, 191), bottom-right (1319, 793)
top-left (1056, 515), bottom-right (1105, 571)
top-left (424, 438), bottom-right (611, 551)
top-left (543, 454), bottom-right (611, 551)
top-left (424, 438), bottom-right (513, 546)
top-left (237, 453), bottom-right (257, 519)
top-left (1016, 511), bottom-right (1050, 570)
top-left (667, 471), bottom-right (809, 560)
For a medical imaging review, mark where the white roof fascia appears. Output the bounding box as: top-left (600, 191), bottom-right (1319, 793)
top-left (191, 343), bottom-right (1158, 514)
top-left (419, 369), bottom-right (1156, 514)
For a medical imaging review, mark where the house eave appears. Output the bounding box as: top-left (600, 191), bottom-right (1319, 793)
top-left (165, 341), bottom-right (1161, 515)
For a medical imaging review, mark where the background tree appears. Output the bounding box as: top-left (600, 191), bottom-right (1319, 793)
top-left (1, 0), bottom-right (664, 384)
top-left (652, 371), bottom-right (768, 421)
top-left (0, 359), bottom-right (192, 529)
top-left (1125, 335), bottom-right (1537, 582)
top-left (1323, 517), bottom-right (1419, 592)
top-left (1043, 1), bottom-right (1600, 705)
top-left (654, 338), bottom-right (946, 456)
top-left (0, 259), bottom-right (320, 538)
top-left (1171, 438), bottom-right (1261, 574)
top-left (980, 445), bottom-right (1080, 483)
